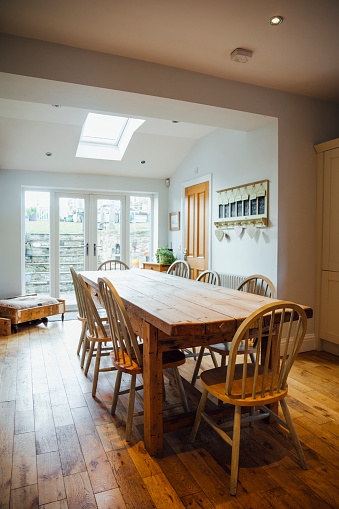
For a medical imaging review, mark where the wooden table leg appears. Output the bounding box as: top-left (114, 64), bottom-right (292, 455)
top-left (143, 321), bottom-right (163, 456)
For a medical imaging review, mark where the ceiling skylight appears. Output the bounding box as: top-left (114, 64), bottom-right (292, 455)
top-left (76, 113), bottom-right (145, 161)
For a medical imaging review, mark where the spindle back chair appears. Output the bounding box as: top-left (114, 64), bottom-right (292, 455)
top-left (190, 301), bottom-right (308, 495)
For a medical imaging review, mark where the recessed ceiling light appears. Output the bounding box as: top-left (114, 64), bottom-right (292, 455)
top-left (140, 160), bottom-right (146, 164)
top-left (269, 16), bottom-right (283, 26)
top-left (46, 152), bottom-right (52, 156)
top-left (52, 104), bottom-right (61, 108)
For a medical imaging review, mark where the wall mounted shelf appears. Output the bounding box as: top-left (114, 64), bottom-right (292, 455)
top-left (214, 179), bottom-right (268, 230)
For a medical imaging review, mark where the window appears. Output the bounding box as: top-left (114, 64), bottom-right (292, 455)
top-left (76, 113), bottom-right (145, 161)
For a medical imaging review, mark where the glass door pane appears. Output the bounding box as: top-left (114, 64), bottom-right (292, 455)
top-left (130, 196), bottom-right (152, 269)
top-left (58, 196), bottom-right (87, 306)
top-left (95, 198), bottom-right (123, 268)
top-left (24, 191), bottom-right (50, 295)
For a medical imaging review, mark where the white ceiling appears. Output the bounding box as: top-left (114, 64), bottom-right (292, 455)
top-left (2, 0), bottom-right (334, 178)
top-left (1, 0), bottom-right (339, 102)
top-left (0, 74), bottom-right (275, 178)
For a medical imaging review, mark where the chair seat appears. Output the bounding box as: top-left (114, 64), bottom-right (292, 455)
top-left (86, 324), bottom-right (111, 343)
top-left (208, 340), bottom-right (256, 354)
top-left (111, 346), bottom-right (185, 374)
top-left (201, 364), bottom-right (287, 406)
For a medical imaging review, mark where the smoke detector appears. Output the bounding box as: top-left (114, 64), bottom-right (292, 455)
top-left (230, 48), bottom-right (253, 63)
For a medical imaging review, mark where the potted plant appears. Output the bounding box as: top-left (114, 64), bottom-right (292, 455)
top-left (155, 246), bottom-right (176, 264)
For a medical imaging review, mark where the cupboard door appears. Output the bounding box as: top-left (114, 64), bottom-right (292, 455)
top-left (320, 271), bottom-right (339, 345)
top-left (322, 148), bottom-right (339, 271)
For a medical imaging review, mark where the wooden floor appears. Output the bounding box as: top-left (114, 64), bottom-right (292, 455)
top-left (0, 319), bottom-right (338, 509)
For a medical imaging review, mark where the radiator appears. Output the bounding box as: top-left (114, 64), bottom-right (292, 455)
top-left (219, 273), bottom-right (246, 290)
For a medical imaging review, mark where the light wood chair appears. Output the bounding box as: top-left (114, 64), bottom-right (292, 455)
top-left (78, 275), bottom-right (115, 397)
top-left (98, 260), bottom-right (130, 271)
top-left (196, 269), bottom-right (221, 286)
top-left (183, 270), bottom-right (221, 363)
top-left (98, 276), bottom-right (189, 441)
top-left (190, 301), bottom-right (308, 496)
top-left (191, 274), bottom-right (276, 386)
top-left (70, 266), bottom-right (88, 367)
top-left (237, 274), bottom-right (275, 297)
top-left (167, 260), bottom-right (191, 279)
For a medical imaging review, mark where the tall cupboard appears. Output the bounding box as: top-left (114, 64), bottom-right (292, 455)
top-left (315, 138), bottom-right (339, 355)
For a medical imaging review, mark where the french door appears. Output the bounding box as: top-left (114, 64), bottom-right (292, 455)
top-left (55, 193), bottom-right (126, 308)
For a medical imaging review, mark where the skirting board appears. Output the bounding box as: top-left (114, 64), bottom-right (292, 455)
top-left (280, 333), bottom-right (316, 355)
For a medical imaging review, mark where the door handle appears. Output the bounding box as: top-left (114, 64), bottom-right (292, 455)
top-left (183, 248), bottom-right (187, 261)
top-left (94, 244), bottom-right (102, 256)
top-left (86, 243), bottom-right (89, 256)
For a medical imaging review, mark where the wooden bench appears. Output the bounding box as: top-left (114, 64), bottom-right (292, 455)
top-left (0, 295), bottom-right (65, 334)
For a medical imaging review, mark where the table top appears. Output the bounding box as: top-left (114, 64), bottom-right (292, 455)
top-left (80, 270), bottom-right (313, 338)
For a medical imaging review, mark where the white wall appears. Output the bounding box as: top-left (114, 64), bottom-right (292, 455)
top-left (0, 169), bottom-right (168, 298)
top-left (168, 122), bottom-right (278, 286)
top-left (2, 34), bottom-right (339, 341)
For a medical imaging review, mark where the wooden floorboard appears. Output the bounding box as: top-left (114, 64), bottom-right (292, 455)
top-left (0, 319), bottom-right (338, 508)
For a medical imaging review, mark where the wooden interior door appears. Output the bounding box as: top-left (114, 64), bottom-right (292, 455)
top-left (184, 181), bottom-right (209, 280)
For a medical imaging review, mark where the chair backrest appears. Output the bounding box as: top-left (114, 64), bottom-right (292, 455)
top-left (237, 274), bottom-right (275, 298)
top-left (98, 277), bottom-right (142, 367)
top-left (196, 270), bottom-right (221, 286)
top-left (70, 266), bottom-right (86, 319)
top-left (98, 260), bottom-right (130, 271)
top-left (226, 301), bottom-right (307, 400)
top-left (167, 260), bottom-right (191, 279)
top-left (78, 275), bottom-right (109, 339)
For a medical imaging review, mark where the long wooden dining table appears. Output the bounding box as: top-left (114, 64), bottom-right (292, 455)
top-left (80, 269), bottom-right (313, 456)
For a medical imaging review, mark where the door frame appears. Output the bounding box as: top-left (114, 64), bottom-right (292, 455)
top-left (181, 174), bottom-right (212, 270)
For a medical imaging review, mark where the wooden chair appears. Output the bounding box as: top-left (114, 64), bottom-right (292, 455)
top-left (70, 266), bottom-right (88, 367)
top-left (98, 276), bottom-right (189, 441)
top-left (237, 274), bottom-right (275, 297)
top-left (167, 260), bottom-right (191, 279)
top-left (190, 301), bottom-right (308, 496)
top-left (78, 275), bottom-right (115, 397)
top-left (183, 270), bottom-right (221, 363)
top-left (191, 275), bottom-right (276, 386)
top-left (98, 260), bottom-right (130, 271)
top-left (196, 269), bottom-right (221, 286)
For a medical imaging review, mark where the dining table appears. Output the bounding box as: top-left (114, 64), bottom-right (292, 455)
top-left (80, 269), bottom-right (313, 456)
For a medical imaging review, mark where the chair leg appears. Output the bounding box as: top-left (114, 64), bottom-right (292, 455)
top-left (189, 389), bottom-right (208, 443)
top-left (230, 405), bottom-right (241, 496)
top-left (210, 350), bottom-right (219, 368)
top-left (80, 331), bottom-right (89, 368)
top-left (280, 399), bottom-right (308, 470)
top-left (191, 347), bottom-right (205, 387)
top-left (111, 370), bottom-right (122, 416)
top-left (92, 342), bottom-right (101, 398)
top-left (77, 321), bottom-right (86, 356)
top-left (250, 352), bottom-right (256, 364)
top-left (249, 406), bottom-right (255, 428)
top-left (126, 374), bottom-right (136, 442)
top-left (220, 354), bottom-right (227, 367)
top-left (173, 367), bottom-right (189, 412)
top-left (84, 341), bottom-right (95, 375)
top-left (192, 347), bottom-right (197, 360)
